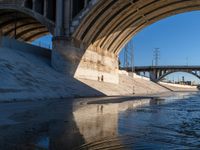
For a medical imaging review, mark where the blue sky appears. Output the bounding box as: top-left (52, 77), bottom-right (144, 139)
top-left (119, 10), bottom-right (200, 84)
top-left (32, 34), bottom-right (52, 49)
top-left (119, 10), bottom-right (200, 66)
top-left (33, 11), bottom-right (200, 84)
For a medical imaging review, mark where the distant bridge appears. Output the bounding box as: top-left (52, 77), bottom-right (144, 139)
top-left (122, 66), bottom-right (200, 82)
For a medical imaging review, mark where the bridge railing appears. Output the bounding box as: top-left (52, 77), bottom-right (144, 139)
top-left (122, 66), bottom-right (200, 71)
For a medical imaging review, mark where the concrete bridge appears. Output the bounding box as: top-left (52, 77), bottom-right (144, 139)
top-left (123, 66), bottom-right (200, 82)
top-left (1, 0), bottom-right (200, 84)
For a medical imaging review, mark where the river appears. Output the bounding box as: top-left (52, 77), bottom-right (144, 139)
top-left (0, 92), bottom-right (200, 149)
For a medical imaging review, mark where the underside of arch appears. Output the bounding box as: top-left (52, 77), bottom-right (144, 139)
top-left (73, 0), bottom-right (200, 55)
top-left (0, 9), bottom-right (51, 42)
top-left (158, 71), bottom-right (200, 82)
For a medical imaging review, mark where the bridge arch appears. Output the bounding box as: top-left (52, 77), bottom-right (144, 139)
top-left (73, 0), bottom-right (200, 54)
top-left (68, 0), bottom-right (200, 83)
top-left (0, 6), bottom-right (54, 42)
top-left (158, 71), bottom-right (200, 82)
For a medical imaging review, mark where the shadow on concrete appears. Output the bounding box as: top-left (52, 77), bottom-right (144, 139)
top-left (0, 37), bottom-right (105, 101)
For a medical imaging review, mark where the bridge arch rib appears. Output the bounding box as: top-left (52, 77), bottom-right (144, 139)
top-left (73, 0), bottom-right (200, 54)
top-left (0, 8), bottom-right (53, 42)
top-left (157, 71), bottom-right (200, 82)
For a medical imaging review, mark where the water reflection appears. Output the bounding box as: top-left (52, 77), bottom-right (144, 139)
top-left (1, 92), bottom-right (199, 150)
top-left (73, 98), bottom-right (151, 149)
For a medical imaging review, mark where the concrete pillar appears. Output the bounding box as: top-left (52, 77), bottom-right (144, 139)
top-left (55, 0), bottom-right (64, 36)
top-left (84, 0), bottom-right (88, 7)
top-left (32, 0), bottom-right (36, 11)
top-left (52, 0), bottom-right (81, 76)
top-left (52, 0), bottom-right (84, 76)
top-left (159, 70), bottom-right (162, 78)
top-left (150, 71), bottom-right (156, 82)
top-left (44, 0), bottom-right (47, 17)
top-left (52, 37), bottom-right (84, 75)
top-left (45, 0), bottom-right (55, 21)
top-left (63, 0), bottom-right (72, 37)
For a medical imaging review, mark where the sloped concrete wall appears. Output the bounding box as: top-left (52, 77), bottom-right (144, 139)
top-left (159, 82), bottom-right (197, 89)
top-left (0, 36), bottom-right (51, 58)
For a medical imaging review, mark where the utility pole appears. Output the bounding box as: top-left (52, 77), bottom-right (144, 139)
top-left (153, 48), bottom-right (160, 66)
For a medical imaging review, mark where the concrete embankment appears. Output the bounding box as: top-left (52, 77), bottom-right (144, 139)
top-left (0, 37), bottom-right (194, 101)
top-left (159, 82), bottom-right (198, 92)
top-left (0, 37), bottom-right (106, 101)
top-left (79, 71), bottom-right (169, 96)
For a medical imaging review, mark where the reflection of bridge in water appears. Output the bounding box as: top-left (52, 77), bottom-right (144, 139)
top-left (73, 98), bottom-right (151, 149)
top-left (122, 66), bottom-right (200, 82)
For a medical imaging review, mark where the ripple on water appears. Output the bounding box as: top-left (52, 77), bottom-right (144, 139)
top-left (11, 93), bottom-right (200, 150)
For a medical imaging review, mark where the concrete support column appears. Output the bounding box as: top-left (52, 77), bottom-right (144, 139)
top-left (63, 0), bottom-right (72, 37)
top-left (32, 0), bottom-right (36, 11)
top-left (55, 0), bottom-right (64, 36)
top-left (52, 0), bottom-right (80, 76)
top-left (52, 37), bottom-right (84, 75)
top-left (159, 70), bottom-right (162, 78)
top-left (150, 72), bottom-right (155, 81)
top-left (84, 0), bottom-right (88, 7)
top-left (150, 70), bottom-right (157, 82)
top-left (44, 0), bottom-right (47, 17)
top-left (74, 45), bottom-right (119, 84)
top-left (156, 71), bottom-right (159, 80)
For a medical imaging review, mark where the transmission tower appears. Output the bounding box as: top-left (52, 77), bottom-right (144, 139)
top-left (130, 40), bottom-right (134, 73)
top-left (153, 48), bottom-right (160, 66)
top-left (123, 40), bottom-right (135, 94)
top-left (123, 44), bottom-right (129, 68)
top-left (123, 40), bottom-right (134, 72)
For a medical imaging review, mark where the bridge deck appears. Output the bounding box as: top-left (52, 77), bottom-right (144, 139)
top-left (122, 66), bottom-right (200, 72)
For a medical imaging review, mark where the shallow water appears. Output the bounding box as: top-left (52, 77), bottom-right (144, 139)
top-left (72, 93), bottom-right (200, 150)
top-left (1, 92), bottom-right (200, 149)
